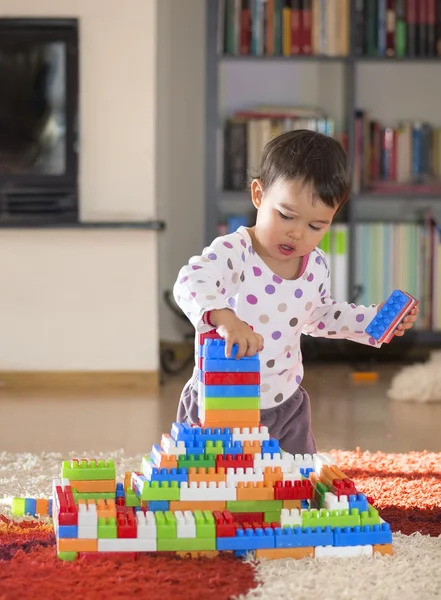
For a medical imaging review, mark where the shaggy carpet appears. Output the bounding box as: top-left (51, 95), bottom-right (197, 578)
top-left (1, 449), bottom-right (440, 600)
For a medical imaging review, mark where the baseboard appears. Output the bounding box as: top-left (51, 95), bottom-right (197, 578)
top-left (0, 370), bottom-right (159, 392)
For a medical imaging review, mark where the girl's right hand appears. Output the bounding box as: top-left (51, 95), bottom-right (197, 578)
top-left (209, 308), bottom-right (264, 359)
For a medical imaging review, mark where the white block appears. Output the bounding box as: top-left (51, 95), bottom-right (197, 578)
top-left (226, 467), bottom-right (264, 485)
top-left (78, 502), bottom-right (98, 528)
top-left (98, 538), bottom-right (157, 552)
top-left (280, 508), bottom-right (302, 528)
top-left (160, 434), bottom-right (186, 456)
top-left (254, 452), bottom-right (294, 472)
top-left (179, 481), bottom-right (237, 502)
top-left (314, 545), bottom-right (373, 558)
top-left (62, 478), bottom-right (71, 488)
top-left (313, 453), bottom-right (335, 474)
top-left (324, 492), bottom-right (349, 511)
top-left (231, 426), bottom-right (270, 443)
top-left (292, 453), bottom-right (315, 470)
top-left (136, 511), bottom-right (157, 539)
top-left (78, 525), bottom-right (98, 539)
top-left (175, 511), bottom-right (196, 538)
top-left (282, 468), bottom-right (303, 482)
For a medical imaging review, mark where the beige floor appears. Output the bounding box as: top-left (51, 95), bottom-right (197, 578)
top-left (1, 363), bottom-right (440, 456)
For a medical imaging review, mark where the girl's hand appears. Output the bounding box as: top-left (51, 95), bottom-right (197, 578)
top-left (376, 303), bottom-right (419, 337)
top-left (209, 308), bottom-right (264, 358)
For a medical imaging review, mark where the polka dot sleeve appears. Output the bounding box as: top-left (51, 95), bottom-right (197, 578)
top-left (302, 259), bottom-right (382, 348)
top-left (172, 232), bottom-right (246, 333)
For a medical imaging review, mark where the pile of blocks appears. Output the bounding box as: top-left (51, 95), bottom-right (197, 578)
top-left (47, 329), bottom-right (393, 561)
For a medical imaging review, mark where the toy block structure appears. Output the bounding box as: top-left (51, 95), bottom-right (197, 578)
top-left (366, 289), bottom-right (418, 343)
top-left (47, 330), bottom-right (393, 561)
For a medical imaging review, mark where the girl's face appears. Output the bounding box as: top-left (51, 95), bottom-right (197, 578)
top-left (250, 177), bottom-right (338, 264)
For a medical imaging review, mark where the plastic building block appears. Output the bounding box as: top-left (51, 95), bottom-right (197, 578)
top-left (201, 339), bottom-right (258, 360)
top-left (365, 289), bottom-right (418, 343)
top-left (43, 332), bottom-right (394, 562)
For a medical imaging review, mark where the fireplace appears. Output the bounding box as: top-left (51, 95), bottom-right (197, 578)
top-left (0, 18), bottom-right (79, 225)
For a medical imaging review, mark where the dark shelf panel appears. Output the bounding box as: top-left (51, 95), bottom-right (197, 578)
top-left (355, 192), bottom-right (441, 200)
top-left (219, 55), bottom-right (441, 64)
top-left (355, 56), bottom-right (441, 63)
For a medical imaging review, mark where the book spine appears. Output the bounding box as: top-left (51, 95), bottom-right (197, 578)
top-left (386, 0), bottom-right (396, 56)
top-left (378, 0), bottom-right (387, 56)
top-left (354, 0), bottom-right (365, 56)
top-left (291, 0), bottom-right (302, 54)
top-left (427, 0), bottom-right (436, 56)
top-left (395, 0), bottom-right (407, 56)
top-left (282, 0), bottom-right (292, 55)
top-left (302, 0), bottom-right (312, 54)
top-left (240, 0), bottom-right (252, 54)
top-left (407, 0), bottom-right (417, 57)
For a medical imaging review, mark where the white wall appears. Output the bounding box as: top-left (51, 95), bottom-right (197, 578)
top-left (156, 1), bottom-right (206, 343)
top-left (0, 0), bottom-right (159, 370)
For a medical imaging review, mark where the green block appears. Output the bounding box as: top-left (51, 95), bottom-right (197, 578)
top-left (264, 511), bottom-right (282, 523)
top-left (194, 510), bottom-right (216, 538)
top-left (140, 481), bottom-right (180, 502)
top-left (61, 458), bottom-right (116, 481)
top-left (11, 497), bottom-right (25, 516)
top-left (361, 505), bottom-right (381, 527)
top-left (302, 508), bottom-right (361, 530)
top-left (98, 517), bottom-right (117, 539)
top-left (314, 482), bottom-right (328, 508)
top-left (204, 441), bottom-right (224, 457)
top-left (203, 397), bottom-right (260, 410)
top-left (157, 537), bottom-right (216, 552)
top-left (155, 511), bottom-right (177, 538)
top-left (177, 455), bottom-right (216, 470)
top-left (125, 489), bottom-right (140, 507)
top-left (73, 492), bottom-right (115, 502)
top-left (226, 500), bottom-right (283, 513)
top-left (57, 551), bottom-right (78, 561)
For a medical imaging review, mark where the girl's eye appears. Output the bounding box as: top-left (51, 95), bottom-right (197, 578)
top-left (310, 225), bottom-right (321, 231)
top-left (278, 211), bottom-right (291, 220)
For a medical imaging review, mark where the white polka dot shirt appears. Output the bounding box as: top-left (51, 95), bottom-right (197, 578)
top-left (173, 226), bottom-right (381, 409)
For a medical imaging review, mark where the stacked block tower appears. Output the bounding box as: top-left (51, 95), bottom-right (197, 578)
top-left (48, 328), bottom-right (393, 561)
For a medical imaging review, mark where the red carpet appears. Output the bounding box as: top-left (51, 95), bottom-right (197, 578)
top-left (1, 450), bottom-right (440, 600)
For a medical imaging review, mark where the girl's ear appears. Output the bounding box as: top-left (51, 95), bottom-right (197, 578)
top-left (251, 179), bottom-right (264, 209)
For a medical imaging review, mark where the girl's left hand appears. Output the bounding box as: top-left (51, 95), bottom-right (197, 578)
top-left (376, 303), bottom-right (419, 336)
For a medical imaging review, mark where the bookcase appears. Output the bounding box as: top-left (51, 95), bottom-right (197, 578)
top-left (204, 0), bottom-right (441, 349)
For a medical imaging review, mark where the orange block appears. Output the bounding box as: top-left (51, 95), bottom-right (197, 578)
top-left (351, 371), bottom-right (378, 383)
top-left (255, 547), bottom-right (314, 560)
top-left (242, 441), bottom-right (262, 456)
top-left (264, 467), bottom-right (283, 484)
top-left (154, 454), bottom-right (178, 469)
top-left (373, 544), bottom-right (393, 556)
top-left (319, 466), bottom-right (335, 488)
top-left (330, 464), bottom-right (349, 480)
top-left (237, 481), bottom-right (275, 501)
top-left (124, 471), bottom-right (132, 491)
top-left (282, 500), bottom-right (302, 510)
top-left (70, 479), bottom-right (116, 493)
top-left (169, 501), bottom-right (226, 512)
top-left (96, 498), bottom-right (116, 519)
top-left (35, 499), bottom-right (49, 515)
top-left (188, 467), bottom-right (226, 483)
top-left (58, 538), bottom-right (98, 552)
top-left (202, 409), bottom-right (260, 428)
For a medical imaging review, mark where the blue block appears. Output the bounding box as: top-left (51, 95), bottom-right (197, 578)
top-left (48, 499), bottom-right (53, 517)
top-left (200, 383), bottom-right (260, 398)
top-left (261, 439), bottom-right (281, 457)
top-left (193, 427), bottom-right (233, 444)
top-left (216, 528), bottom-right (276, 551)
top-left (223, 441), bottom-right (243, 457)
top-left (147, 500), bottom-right (170, 512)
top-left (274, 526), bottom-right (334, 548)
top-left (147, 468), bottom-right (188, 485)
top-left (202, 358), bottom-right (260, 373)
top-left (202, 339), bottom-right (258, 360)
top-left (300, 468), bottom-right (314, 478)
top-left (58, 525), bottom-right (78, 538)
top-left (24, 498), bottom-right (37, 516)
top-left (365, 289), bottom-right (414, 341)
top-left (301, 500), bottom-right (309, 509)
top-left (171, 422), bottom-right (195, 443)
top-left (348, 493), bottom-right (369, 513)
top-left (184, 441), bottom-right (206, 455)
top-left (333, 524), bottom-right (392, 547)
top-left (116, 483), bottom-right (125, 498)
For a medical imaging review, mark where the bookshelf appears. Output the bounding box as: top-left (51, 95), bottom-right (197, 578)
top-left (204, 0), bottom-right (441, 348)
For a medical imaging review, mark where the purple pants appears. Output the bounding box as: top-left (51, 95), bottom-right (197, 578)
top-left (177, 368), bottom-right (317, 455)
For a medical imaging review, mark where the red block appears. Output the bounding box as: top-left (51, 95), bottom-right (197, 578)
top-left (274, 480), bottom-right (313, 501)
top-left (216, 454), bottom-right (254, 470)
top-left (333, 478), bottom-right (358, 499)
top-left (213, 510), bottom-right (236, 538)
top-left (117, 509), bottom-right (137, 538)
top-left (56, 485), bottom-right (78, 526)
top-left (202, 372), bottom-right (260, 385)
top-left (230, 512), bottom-right (264, 525)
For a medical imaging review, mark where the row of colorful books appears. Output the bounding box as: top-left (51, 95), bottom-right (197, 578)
top-left (353, 111), bottom-right (441, 194)
top-left (219, 0), bottom-right (349, 57)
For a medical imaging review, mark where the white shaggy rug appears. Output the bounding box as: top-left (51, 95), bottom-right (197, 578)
top-left (1, 449), bottom-right (441, 600)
